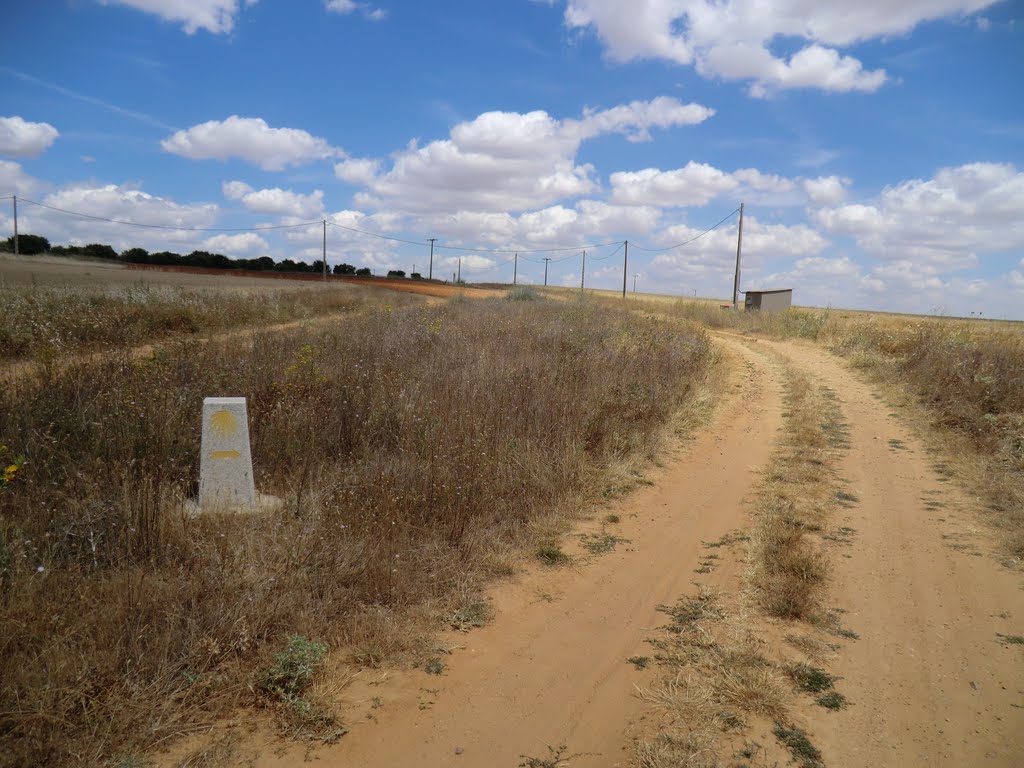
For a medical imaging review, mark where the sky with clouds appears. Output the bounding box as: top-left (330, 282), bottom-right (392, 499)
top-left (2, 0), bottom-right (1022, 317)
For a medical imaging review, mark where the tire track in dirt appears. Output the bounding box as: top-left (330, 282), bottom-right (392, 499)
top-left (760, 338), bottom-right (1024, 767)
top-left (218, 330), bottom-right (787, 767)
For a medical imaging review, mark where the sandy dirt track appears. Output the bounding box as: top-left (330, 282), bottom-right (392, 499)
top-left (165, 335), bottom-right (1024, 767)
top-left (762, 339), bottom-right (1024, 766)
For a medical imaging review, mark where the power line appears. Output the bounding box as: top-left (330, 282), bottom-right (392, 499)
top-left (589, 241), bottom-right (625, 261)
top-left (327, 219), bottom-right (426, 247)
top-left (630, 208), bottom-right (740, 252)
top-left (17, 197), bottom-right (322, 232)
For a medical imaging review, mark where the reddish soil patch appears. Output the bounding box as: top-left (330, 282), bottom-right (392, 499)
top-left (123, 264), bottom-right (504, 298)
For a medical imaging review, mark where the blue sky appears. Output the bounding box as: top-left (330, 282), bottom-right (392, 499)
top-left (1, 0), bottom-right (1022, 317)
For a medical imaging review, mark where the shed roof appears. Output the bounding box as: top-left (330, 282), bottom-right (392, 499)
top-left (743, 288), bottom-right (792, 295)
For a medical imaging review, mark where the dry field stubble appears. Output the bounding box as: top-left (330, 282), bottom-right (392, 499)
top-left (663, 300), bottom-right (1024, 560)
top-left (0, 294), bottom-right (711, 766)
top-left (0, 278), bottom-right (408, 362)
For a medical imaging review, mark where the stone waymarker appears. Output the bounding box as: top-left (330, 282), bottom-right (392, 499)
top-left (199, 396), bottom-right (255, 509)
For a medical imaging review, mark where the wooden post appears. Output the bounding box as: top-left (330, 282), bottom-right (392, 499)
top-left (322, 219), bottom-right (327, 280)
top-left (580, 249), bottom-right (586, 291)
top-left (12, 195), bottom-right (18, 257)
top-left (513, 252), bottom-right (518, 285)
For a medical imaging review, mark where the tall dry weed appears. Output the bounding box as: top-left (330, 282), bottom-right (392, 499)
top-left (0, 297), bottom-right (710, 765)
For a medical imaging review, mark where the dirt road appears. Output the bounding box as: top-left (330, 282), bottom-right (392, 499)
top-left (771, 340), bottom-right (1024, 766)
top-left (172, 335), bottom-right (1024, 767)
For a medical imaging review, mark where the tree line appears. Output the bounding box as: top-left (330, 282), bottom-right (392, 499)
top-left (0, 233), bottom-right (425, 278)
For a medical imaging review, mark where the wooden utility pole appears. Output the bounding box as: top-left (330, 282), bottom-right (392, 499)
top-left (513, 252), bottom-right (518, 285)
top-left (457, 256), bottom-right (462, 283)
top-left (543, 257), bottom-right (551, 286)
top-left (622, 240), bottom-right (628, 299)
top-left (322, 220), bottom-right (327, 280)
top-left (12, 195), bottom-right (18, 257)
top-left (428, 238), bottom-right (436, 280)
top-left (733, 203), bottom-right (744, 309)
top-left (580, 249), bottom-right (586, 291)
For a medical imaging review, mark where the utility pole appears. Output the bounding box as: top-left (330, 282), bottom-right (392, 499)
top-left (457, 256), bottom-right (461, 283)
top-left (513, 252), bottom-right (518, 285)
top-left (580, 249), bottom-right (586, 291)
top-left (733, 202), bottom-right (744, 309)
top-left (12, 195), bottom-right (18, 257)
top-left (543, 257), bottom-right (551, 286)
top-left (622, 240), bottom-right (628, 299)
top-left (633, 273), bottom-right (639, 293)
top-left (322, 219), bottom-right (327, 280)
top-left (428, 238), bottom-right (436, 280)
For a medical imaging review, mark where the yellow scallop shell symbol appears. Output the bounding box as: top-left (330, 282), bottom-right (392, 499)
top-left (209, 409), bottom-right (238, 439)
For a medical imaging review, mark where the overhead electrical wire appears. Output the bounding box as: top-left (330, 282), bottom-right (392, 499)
top-left (630, 207), bottom-right (740, 252)
top-left (326, 219), bottom-right (426, 246)
top-left (588, 241), bottom-right (625, 261)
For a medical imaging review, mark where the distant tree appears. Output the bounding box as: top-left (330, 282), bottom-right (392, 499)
top-left (149, 251), bottom-right (182, 265)
top-left (82, 243), bottom-right (117, 260)
top-left (311, 260), bottom-right (326, 274)
top-left (184, 250), bottom-right (232, 269)
top-left (2, 234), bottom-right (50, 255)
top-left (253, 255), bottom-right (275, 271)
top-left (387, 269), bottom-right (406, 278)
top-left (410, 272), bottom-right (422, 280)
top-left (120, 247), bottom-right (150, 263)
top-left (355, 267), bottom-right (371, 276)
top-left (333, 263), bottom-right (355, 275)
top-left (275, 259), bottom-right (300, 272)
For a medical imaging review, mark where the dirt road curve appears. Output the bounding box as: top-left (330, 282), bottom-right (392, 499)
top-left (206, 336), bottom-right (1023, 767)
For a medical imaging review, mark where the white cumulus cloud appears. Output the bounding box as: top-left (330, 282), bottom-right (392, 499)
top-left (203, 232), bottom-right (268, 255)
top-left (98, 0), bottom-right (256, 35)
top-left (610, 162), bottom-right (799, 208)
top-left (0, 116), bottom-right (59, 157)
top-left (221, 181), bottom-right (324, 218)
top-left (335, 158), bottom-right (381, 185)
top-left (162, 116), bottom-right (341, 171)
top-left (803, 175), bottom-right (850, 206)
top-left (0, 160), bottom-right (44, 196)
top-left (564, 0), bottom-right (997, 95)
top-left (814, 162), bottom-right (1024, 269)
top-left (352, 96), bottom-right (712, 215)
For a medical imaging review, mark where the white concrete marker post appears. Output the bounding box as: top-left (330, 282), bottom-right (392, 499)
top-left (199, 397), bottom-right (256, 509)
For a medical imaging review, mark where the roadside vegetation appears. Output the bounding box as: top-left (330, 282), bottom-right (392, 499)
top-left (0, 295), bottom-right (710, 765)
top-left (663, 300), bottom-right (1024, 560)
top-left (0, 283), bottom-right (399, 361)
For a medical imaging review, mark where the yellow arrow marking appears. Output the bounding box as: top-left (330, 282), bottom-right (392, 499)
top-left (210, 450), bottom-right (240, 460)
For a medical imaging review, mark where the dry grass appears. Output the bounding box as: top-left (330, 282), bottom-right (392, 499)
top-left (665, 300), bottom-right (1024, 560)
top-left (636, 589), bottom-right (788, 767)
top-left (0, 282), bottom-right (403, 361)
top-left (0, 295), bottom-right (710, 766)
top-left (633, 357), bottom-right (845, 768)
top-left (747, 368), bottom-right (840, 620)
